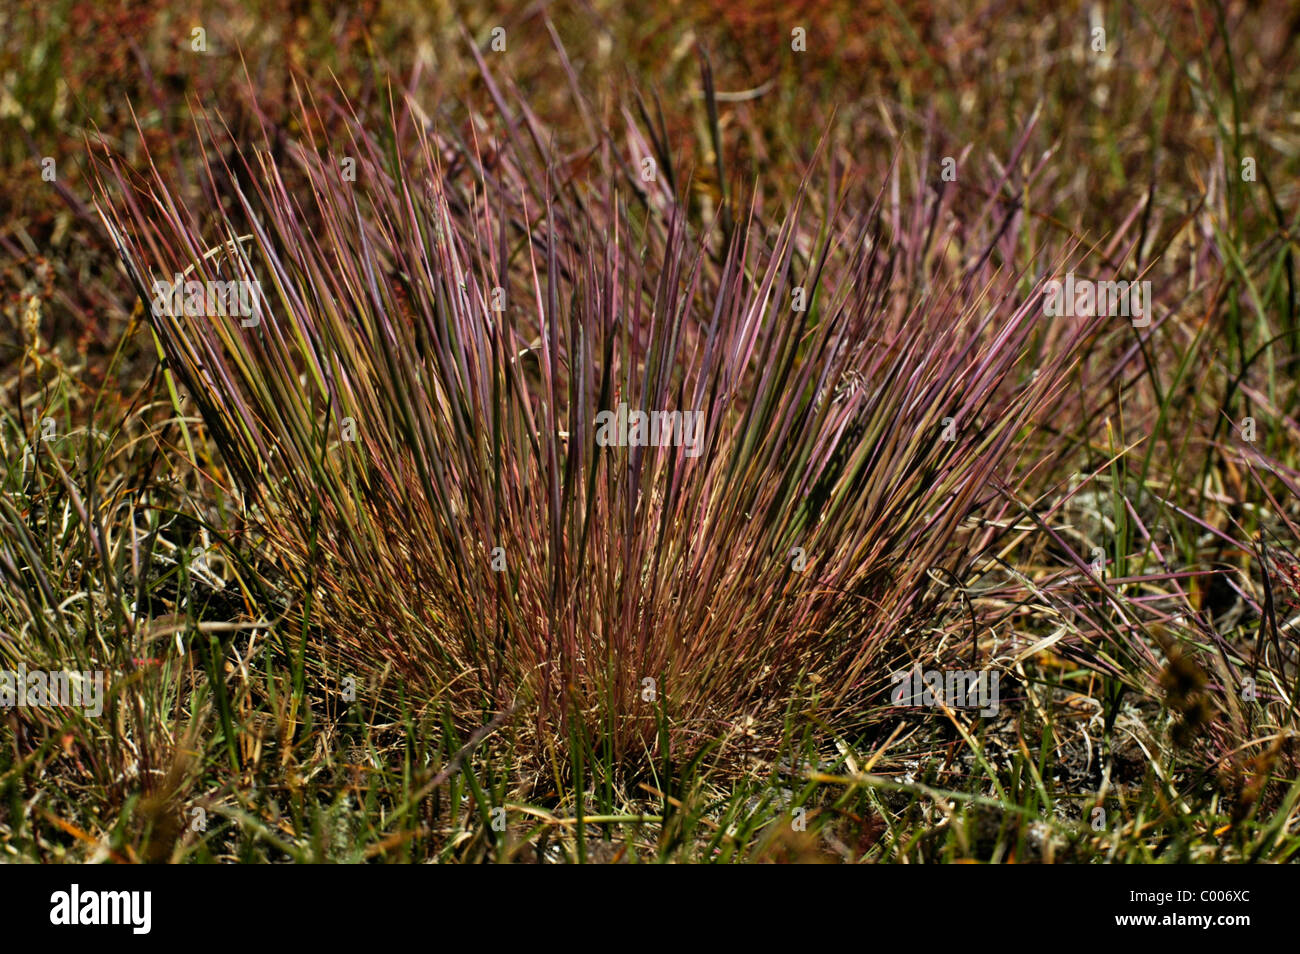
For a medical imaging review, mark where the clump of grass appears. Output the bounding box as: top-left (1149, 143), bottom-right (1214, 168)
top-left (5, 1), bottom-right (1299, 864)
top-left (92, 63), bottom-right (1096, 790)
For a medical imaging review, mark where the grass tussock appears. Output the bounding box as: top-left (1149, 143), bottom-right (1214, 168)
top-left (1, 0), bottom-right (1300, 863)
